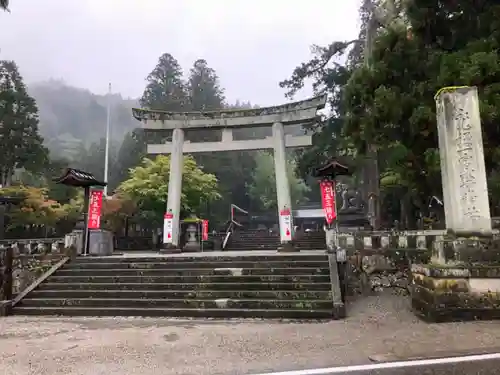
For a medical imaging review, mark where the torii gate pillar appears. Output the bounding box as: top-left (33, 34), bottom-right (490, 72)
top-left (164, 128), bottom-right (185, 250)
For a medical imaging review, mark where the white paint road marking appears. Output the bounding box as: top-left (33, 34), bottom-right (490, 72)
top-left (248, 352), bottom-right (500, 375)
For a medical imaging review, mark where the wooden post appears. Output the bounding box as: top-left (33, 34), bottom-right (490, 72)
top-left (2, 246), bottom-right (13, 301)
top-left (0, 246), bottom-right (14, 316)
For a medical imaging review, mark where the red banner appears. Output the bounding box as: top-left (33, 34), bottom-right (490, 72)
top-left (320, 180), bottom-right (336, 224)
top-left (163, 212), bottom-right (174, 242)
top-left (201, 219), bottom-right (209, 241)
top-left (87, 189), bottom-right (104, 229)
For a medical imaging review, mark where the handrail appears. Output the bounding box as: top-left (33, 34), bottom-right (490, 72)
top-left (222, 204), bottom-right (249, 250)
top-left (231, 203), bottom-right (248, 227)
top-left (222, 221), bottom-right (234, 250)
top-left (222, 230), bottom-right (232, 250)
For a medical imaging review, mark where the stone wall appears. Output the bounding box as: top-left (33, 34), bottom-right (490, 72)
top-left (335, 231), bottom-right (443, 295)
top-left (0, 238), bottom-right (66, 296)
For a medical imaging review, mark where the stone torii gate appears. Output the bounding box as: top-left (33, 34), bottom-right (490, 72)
top-left (132, 95), bottom-right (327, 252)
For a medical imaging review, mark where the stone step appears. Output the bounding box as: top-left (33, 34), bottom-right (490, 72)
top-left (224, 244), bottom-right (280, 250)
top-left (18, 298), bottom-right (334, 310)
top-left (71, 254), bottom-right (328, 263)
top-left (230, 235), bottom-right (278, 238)
top-left (231, 238), bottom-right (324, 243)
top-left (63, 260), bottom-right (329, 270)
top-left (222, 247), bottom-right (326, 252)
top-left (38, 282), bottom-right (332, 291)
top-left (48, 274), bottom-right (331, 284)
top-left (12, 306), bottom-right (335, 319)
top-left (227, 240), bottom-right (324, 245)
top-left (233, 235), bottom-right (324, 240)
top-left (55, 267), bottom-right (330, 277)
top-left (231, 239), bottom-right (279, 243)
top-left (28, 289), bottom-right (332, 300)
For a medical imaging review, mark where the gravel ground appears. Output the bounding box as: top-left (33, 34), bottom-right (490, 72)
top-left (2, 293), bottom-right (500, 375)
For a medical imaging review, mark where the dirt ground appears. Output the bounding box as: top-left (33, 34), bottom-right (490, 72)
top-left (2, 292), bottom-right (500, 375)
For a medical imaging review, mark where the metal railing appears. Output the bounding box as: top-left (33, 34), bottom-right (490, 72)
top-left (221, 204), bottom-right (249, 250)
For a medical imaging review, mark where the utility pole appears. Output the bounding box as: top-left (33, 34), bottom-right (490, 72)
top-left (103, 83), bottom-right (111, 197)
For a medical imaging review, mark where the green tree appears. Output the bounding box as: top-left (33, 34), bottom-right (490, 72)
top-left (342, 0), bottom-right (500, 222)
top-left (115, 53), bottom-right (190, 189)
top-left (247, 151), bottom-right (310, 211)
top-left (70, 137), bottom-right (119, 188)
top-left (186, 59), bottom-right (225, 145)
top-left (110, 130), bottom-right (147, 192)
top-left (281, 0), bottom-right (500, 224)
top-left (175, 61), bottom-right (261, 223)
top-left (117, 155), bottom-right (220, 226)
top-left (188, 59), bottom-right (225, 111)
top-left (140, 53), bottom-right (188, 111)
top-left (0, 186), bottom-right (68, 234)
top-left (0, 60), bottom-right (48, 186)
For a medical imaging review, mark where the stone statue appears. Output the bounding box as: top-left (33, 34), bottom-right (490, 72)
top-left (339, 187), bottom-right (364, 212)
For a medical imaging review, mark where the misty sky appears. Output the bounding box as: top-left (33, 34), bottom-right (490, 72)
top-left (0, 0), bottom-right (360, 106)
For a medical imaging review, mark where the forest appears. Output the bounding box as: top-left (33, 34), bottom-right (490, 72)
top-left (2, 0), bottom-right (500, 237)
top-left (0, 55), bottom-right (310, 238)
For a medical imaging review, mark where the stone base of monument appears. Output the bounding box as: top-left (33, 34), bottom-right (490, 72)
top-left (0, 300), bottom-right (12, 317)
top-left (183, 242), bottom-right (201, 252)
top-left (159, 244), bottom-right (182, 254)
top-left (332, 302), bottom-right (346, 319)
top-left (411, 238), bottom-right (500, 322)
top-left (411, 264), bottom-right (500, 322)
top-left (277, 241), bottom-right (299, 252)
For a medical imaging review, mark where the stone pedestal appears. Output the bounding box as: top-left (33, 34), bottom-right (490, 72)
top-left (65, 229), bottom-right (114, 256)
top-left (160, 244), bottom-right (182, 254)
top-left (412, 237), bottom-right (500, 322)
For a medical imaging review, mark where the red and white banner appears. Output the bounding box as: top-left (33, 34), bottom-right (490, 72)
top-left (201, 219), bottom-right (209, 241)
top-left (279, 207), bottom-right (292, 242)
top-left (163, 212), bottom-right (174, 243)
top-left (87, 189), bottom-right (103, 229)
top-left (320, 180), bottom-right (337, 224)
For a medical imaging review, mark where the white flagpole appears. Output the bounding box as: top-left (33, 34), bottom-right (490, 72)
top-left (103, 83), bottom-right (111, 197)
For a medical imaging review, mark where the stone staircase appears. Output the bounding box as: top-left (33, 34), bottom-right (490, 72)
top-left (224, 230), bottom-right (326, 251)
top-left (296, 231), bottom-right (327, 250)
top-left (12, 253), bottom-right (340, 319)
top-left (225, 230), bottom-right (280, 250)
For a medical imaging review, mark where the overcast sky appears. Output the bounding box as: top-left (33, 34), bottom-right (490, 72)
top-left (0, 0), bottom-right (360, 106)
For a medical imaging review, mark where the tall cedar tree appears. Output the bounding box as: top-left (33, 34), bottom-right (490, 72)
top-left (116, 53), bottom-right (189, 187)
top-left (0, 60), bottom-right (48, 186)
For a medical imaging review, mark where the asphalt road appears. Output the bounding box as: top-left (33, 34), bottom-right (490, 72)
top-left (249, 354), bottom-right (500, 375)
top-left (3, 294), bottom-right (500, 374)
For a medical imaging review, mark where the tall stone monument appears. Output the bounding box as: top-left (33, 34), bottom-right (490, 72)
top-left (411, 86), bottom-right (500, 322)
top-left (436, 86), bottom-right (491, 237)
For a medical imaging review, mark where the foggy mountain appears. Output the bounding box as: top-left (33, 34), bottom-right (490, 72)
top-left (29, 80), bottom-right (139, 159)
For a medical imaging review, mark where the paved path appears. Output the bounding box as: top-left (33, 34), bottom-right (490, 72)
top-left (2, 293), bottom-right (500, 375)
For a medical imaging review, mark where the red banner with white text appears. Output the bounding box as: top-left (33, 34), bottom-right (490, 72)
top-left (87, 189), bottom-right (104, 229)
top-left (202, 220), bottom-right (209, 241)
top-left (320, 180), bottom-right (336, 225)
